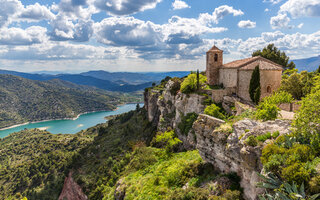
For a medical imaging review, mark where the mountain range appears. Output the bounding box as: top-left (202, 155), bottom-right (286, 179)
top-left (0, 70), bottom-right (190, 92)
top-left (292, 55), bottom-right (320, 72)
top-left (0, 74), bottom-right (140, 129)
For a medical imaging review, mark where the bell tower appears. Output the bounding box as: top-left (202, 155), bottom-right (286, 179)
top-left (206, 45), bottom-right (223, 85)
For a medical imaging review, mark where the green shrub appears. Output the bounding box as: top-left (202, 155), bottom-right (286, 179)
top-left (170, 77), bottom-right (182, 95)
top-left (178, 113), bottom-right (199, 135)
top-left (180, 73), bottom-right (207, 94)
top-left (151, 130), bottom-right (182, 154)
top-left (256, 132), bottom-right (272, 142)
top-left (271, 131), bottom-right (280, 138)
top-left (245, 136), bottom-right (258, 147)
top-left (255, 102), bottom-right (280, 121)
top-left (309, 175), bottom-right (320, 193)
top-left (204, 104), bottom-right (225, 119)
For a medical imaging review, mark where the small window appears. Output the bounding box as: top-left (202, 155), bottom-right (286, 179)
top-left (214, 53), bottom-right (218, 62)
top-left (267, 86), bottom-right (272, 93)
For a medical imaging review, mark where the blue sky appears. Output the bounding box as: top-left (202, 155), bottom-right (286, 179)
top-left (0, 0), bottom-right (320, 72)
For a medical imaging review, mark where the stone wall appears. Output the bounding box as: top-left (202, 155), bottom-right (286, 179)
top-left (260, 70), bottom-right (282, 99)
top-left (212, 87), bottom-right (236, 103)
top-left (237, 66), bottom-right (282, 102)
top-left (219, 68), bottom-right (238, 88)
top-left (206, 50), bottom-right (223, 85)
top-left (279, 101), bottom-right (301, 112)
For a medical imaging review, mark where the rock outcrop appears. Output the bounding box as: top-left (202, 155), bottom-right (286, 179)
top-left (193, 114), bottom-right (291, 200)
top-left (59, 172), bottom-right (88, 200)
top-left (144, 80), bottom-right (207, 149)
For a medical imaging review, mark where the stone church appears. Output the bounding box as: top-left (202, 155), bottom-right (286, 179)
top-left (206, 46), bottom-right (283, 102)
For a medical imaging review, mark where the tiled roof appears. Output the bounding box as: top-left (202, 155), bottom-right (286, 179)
top-left (207, 45), bottom-right (223, 52)
top-left (222, 56), bottom-right (283, 71)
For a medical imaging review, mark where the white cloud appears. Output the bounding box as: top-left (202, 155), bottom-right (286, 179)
top-left (238, 20), bottom-right (256, 28)
top-left (172, 0), bottom-right (190, 10)
top-left (270, 13), bottom-right (293, 29)
top-left (265, 8), bottom-right (270, 12)
top-left (19, 3), bottom-right (55, 21)
top-left (263, 0), bottom-right (282, 4)
top-left (210, 5), bottom-right (244, 24)
top-left (297, 23), bottom-right (304, 28)
top-left (0, 0), bottom-right (23, 27)
top-left (0, 26), bottom-right (48, 45)
top-left (280, 0), bottom-right (320, 18)
top-left (261, 31), bottom-right (285, 42)
top-left (94, 0), bottom-right (162, 16)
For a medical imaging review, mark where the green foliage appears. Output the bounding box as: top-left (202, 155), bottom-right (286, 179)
top-left (255, 91), bottom-right (293, 121)
top-left (245, 136), bottom-right (258, 147)
top-left (249, 66), bottom-right (261, 104)
top-left (252, 44), bottom-right (295, 70)
top-left (258, 173), bottom-right (320, 200)
top-left (256, 103), bottom-right (280, 121)
top-left (293, 90), bottom-right (320, 152)
top-left (180, 73), bottom-right (207, 94)
top-left (256, 132), bottom-right (272, 142)
top-left (151, 130), bottom-right (182, 154)
top-left (0, 74), bottom-right (140, 129)
top-left (0, 129), bottom-right (94, 199)
top-left (178, 112), bottom-right (199, 135)
top-left (281, 70), bottom-right (314, 100)
top-left (204, 104), bottom-right (225, 119)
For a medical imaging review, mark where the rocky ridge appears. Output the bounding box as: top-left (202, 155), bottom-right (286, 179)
top-left (144, 80), bottom-right (292, 200)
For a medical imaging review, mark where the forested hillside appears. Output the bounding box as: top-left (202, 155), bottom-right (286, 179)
top-left (0, 74), bottom-right (141, 129)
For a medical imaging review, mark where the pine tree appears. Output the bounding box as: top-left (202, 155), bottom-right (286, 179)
top-left (249, 65), bottom-right (261, 104)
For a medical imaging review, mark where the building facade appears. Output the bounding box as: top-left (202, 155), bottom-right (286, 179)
top-left (206, 46), bottom-right (283, 102)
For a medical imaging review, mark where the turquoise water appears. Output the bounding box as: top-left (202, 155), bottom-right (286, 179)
top-left (0, 103), bottom-right (143, 138)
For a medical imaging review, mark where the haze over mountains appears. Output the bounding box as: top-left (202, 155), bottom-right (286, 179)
top-left (292, 55), bottom-right (320, 72)
top-left (0, 70), bottom-right (190, 92)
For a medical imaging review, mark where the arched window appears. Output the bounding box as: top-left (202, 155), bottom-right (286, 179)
top-left (214, 53), bottom-right (218, 62)
top-left (267, 86), bottom-right (272, 93)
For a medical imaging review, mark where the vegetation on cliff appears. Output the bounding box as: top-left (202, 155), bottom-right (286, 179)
top-left (0, 74), bottom-right (141, 129)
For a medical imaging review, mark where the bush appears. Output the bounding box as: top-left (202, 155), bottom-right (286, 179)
top-left (170, 77), bottom-right (182, 95)
top-left (256, 132), bottom-right (272, 142)
top-left (204, 104), bottom-right (225, 119)
top-left (180, 73), bottom-right (207, 94)
top-left (255, 103), bottom-right (280, 121)
top-left (309, 175), bottom-right (320, 193)
top-left (151, 130), bottom-right (182, 154)
top-left (178, 113), bottom-right (199, 135)
top-left (245, 136), bottom-right (258, 147)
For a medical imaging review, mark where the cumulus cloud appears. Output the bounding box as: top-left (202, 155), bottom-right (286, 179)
top-left (19, 3), bottom-right (55, 21)
top-left (94, 0), bottom-right (162, 16)
top-left (238, 20), bottom-right (256, 28)
top-left (263, 0), bottom-right (282, 4)
top-left (280, 0), bottom-right (320, 18)
top-left (297, 23), bottom-right (304, 28)
top-left (209, 5), bottom-right (244, 24)
top-left (172, 0), bottom-right (190, 10)
top-left (0, 0), bottom-right (23, 27)
top-left (94, 17), bottom-right (161, 47)
top-left (0, 26), bottom-right (48, 45)
top-left (270, 13), bottom-right (292, 29)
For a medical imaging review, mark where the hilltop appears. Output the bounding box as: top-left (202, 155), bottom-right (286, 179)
top-left (0, 74), bottom-right (141, 129)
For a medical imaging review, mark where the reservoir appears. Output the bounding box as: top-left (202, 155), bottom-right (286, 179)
top-left (0, 103), bottom-right (143, 138)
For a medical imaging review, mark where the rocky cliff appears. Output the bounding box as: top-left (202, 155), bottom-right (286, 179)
top-left (144, 79), bottom-right (207, 149)
top-left (144, 80), bottom-right (292, 200)
top-left (193, 114), bottom-right (291, 200)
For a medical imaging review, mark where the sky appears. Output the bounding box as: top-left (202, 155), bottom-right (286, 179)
top-left (0, 0), bottom-right (320, 72)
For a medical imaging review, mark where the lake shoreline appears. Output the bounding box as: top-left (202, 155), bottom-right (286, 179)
top-left (0, 103), bottom-right (143, 131)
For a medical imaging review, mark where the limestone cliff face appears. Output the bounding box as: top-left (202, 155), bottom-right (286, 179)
top-left (144, 80), bottom-right (206, 149)
top-left (193, 114), bottom-right (291, 200)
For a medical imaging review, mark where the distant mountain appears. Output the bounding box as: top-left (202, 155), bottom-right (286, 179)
top-left (0, 70), bottom-right (152, 92)
top-left (292, 55), bottom-right (320, 72)
top-left (81, 70), bottom-right (190, 84)
top-left (0, 74), bottom-right (140, 129)
top-left (0, 69), bottom-right (190, 92)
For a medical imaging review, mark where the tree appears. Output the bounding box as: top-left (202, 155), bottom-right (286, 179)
top-left (196, 69), bottom-right (200, 90)
top-left (252, 44), bottom-right (296, 70)
top-left (180, 73), bottom-right (207, 94)
top-left (249, 65), bottom-right (261, 104)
